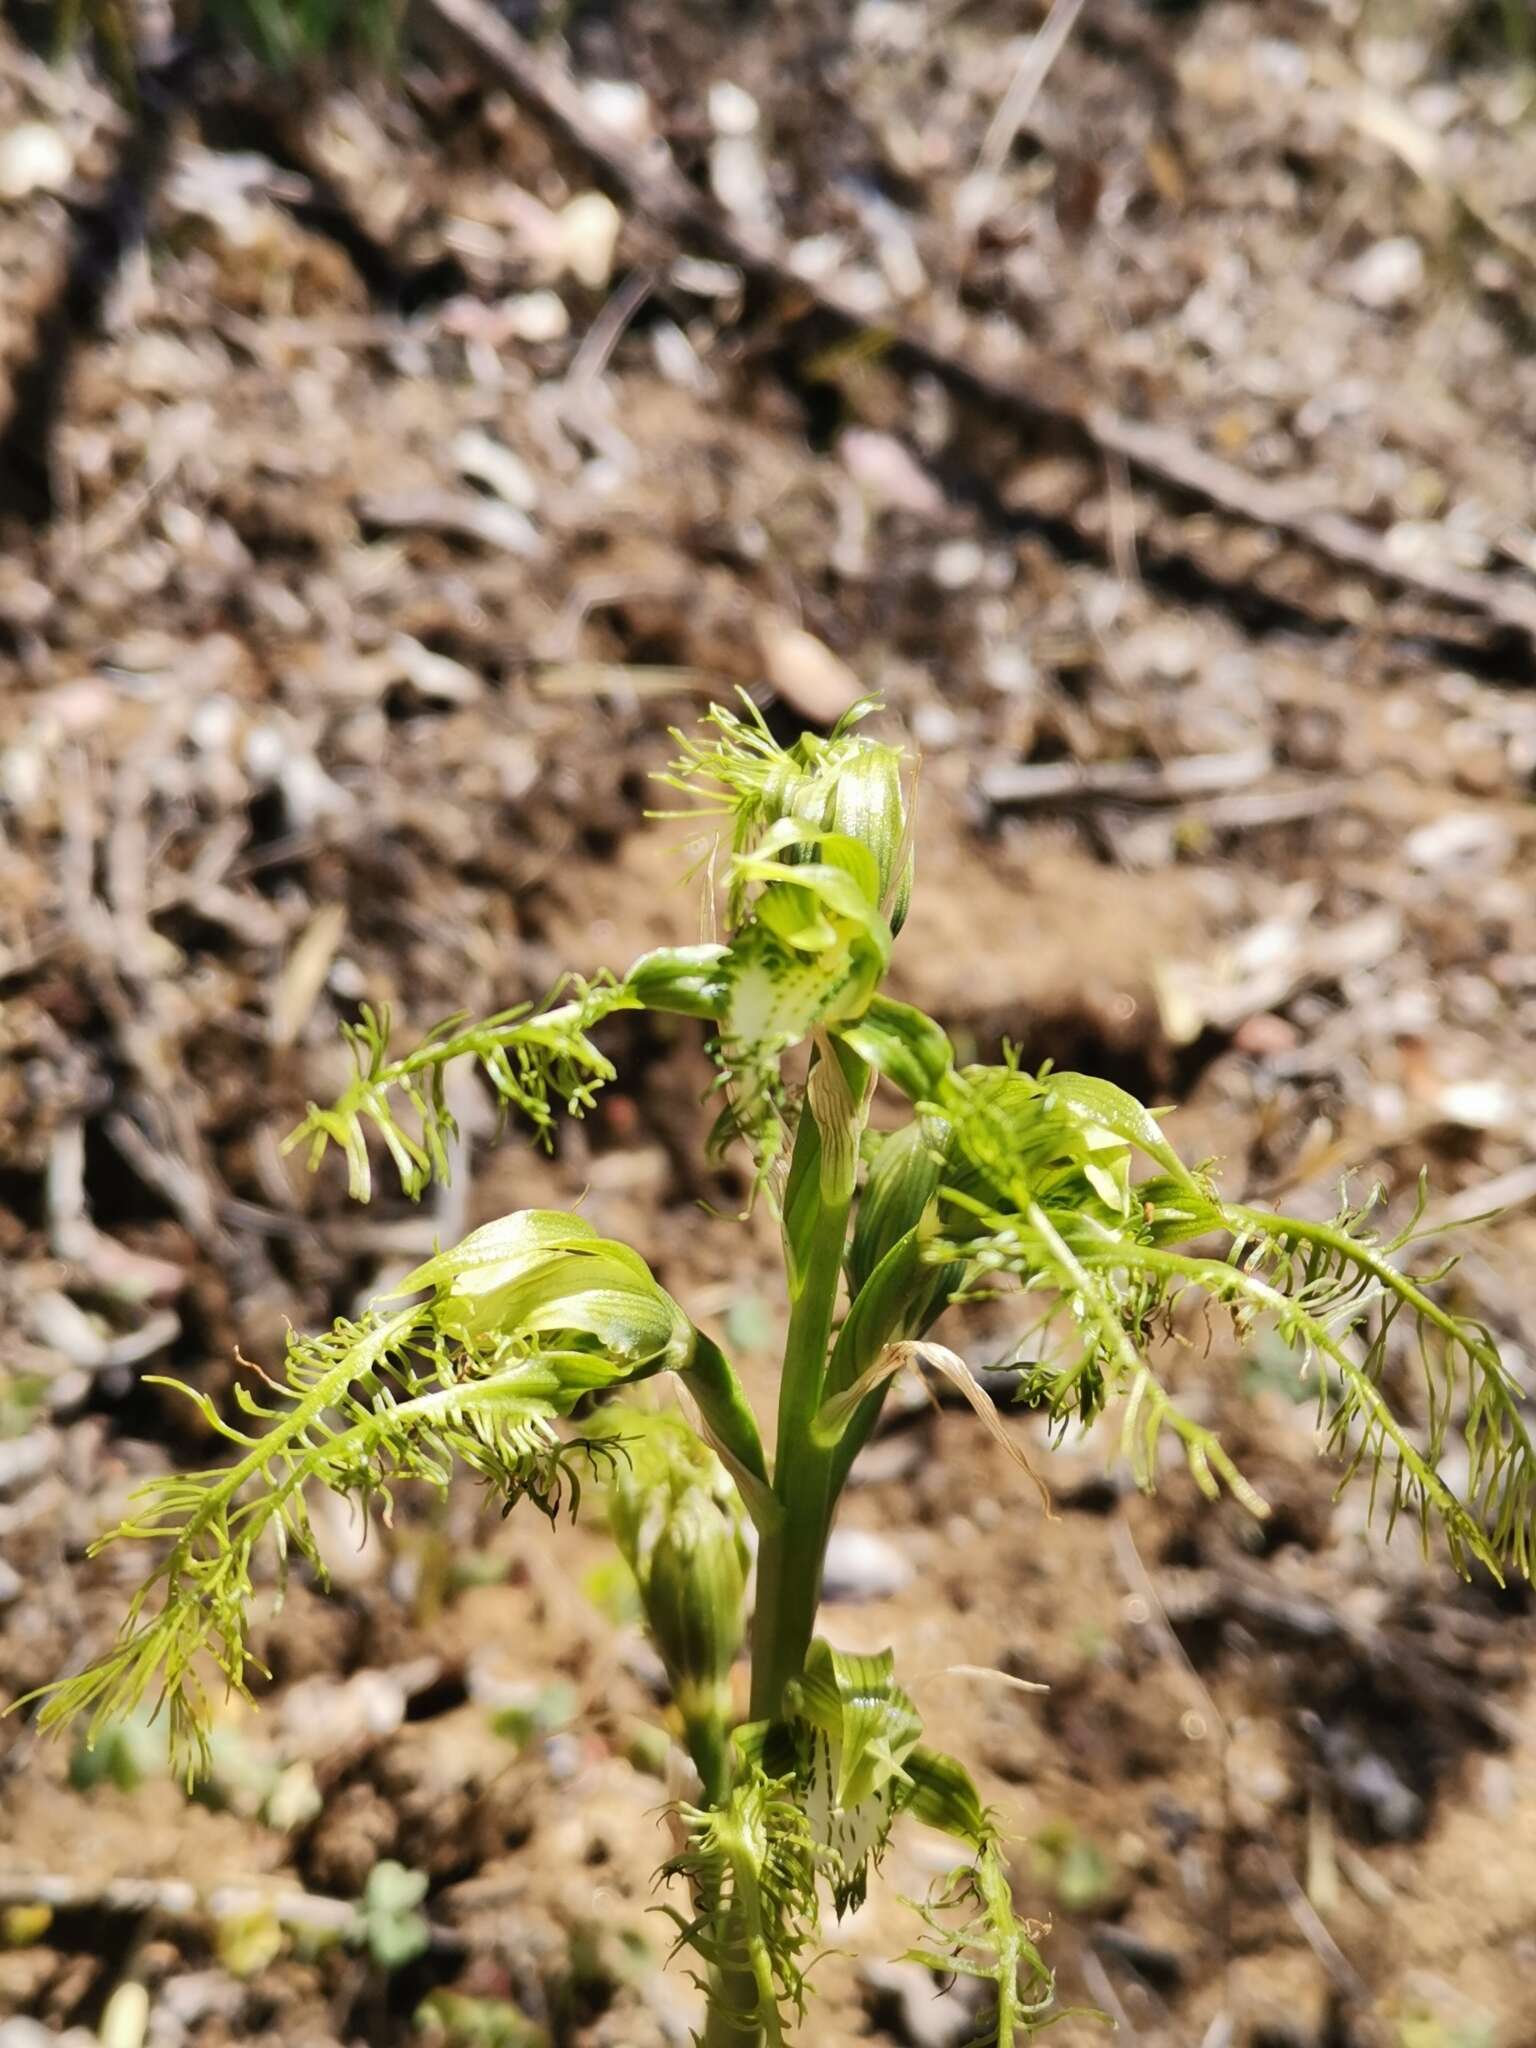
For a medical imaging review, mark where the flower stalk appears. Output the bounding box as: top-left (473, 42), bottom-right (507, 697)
top-left (22, 694), bottom-right (1535, 2045)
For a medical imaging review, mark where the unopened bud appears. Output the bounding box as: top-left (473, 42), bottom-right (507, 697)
top-left (394, 1210), bottom-right (693, 1376)
top-left (802, 739), bottom-right (911, 934)
top-left (606, 1414), bottom-right (749, 1742)
top-left (643, 1490), bottom-right (748, 1703)
top-left (624, 943), bottom-right (729, 1020)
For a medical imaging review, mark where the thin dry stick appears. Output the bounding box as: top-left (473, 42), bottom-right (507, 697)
top-left (420, 0), bottom-right (1536, 644)
top-left (1104, 448), bottom-right (1142, 589)
top-left (1425, 1158), bottom-right (1536, 1235)
top-left (1079, 1944), bottom-right (1139, 2040)
top-left (564, 265), bottom-right (655, 393)
top-left (975, 0), bottom-right (1090, 182)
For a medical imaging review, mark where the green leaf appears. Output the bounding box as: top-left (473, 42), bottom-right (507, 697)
top-left (1043, 1072), bottom-right (1195, 1184)
top-left (848, 1116), bottom-right (950, 1297)
top-left (930, 1057), bottom-right (1536, 1579)
top-left (415, 1990), bottom-right (548, 2048)
top-left (217, 1906), bottom-right (285, 1979)
top-left (361, 1860), bottom-right (431, 1971)
top-left (487, 1680), bottom-right (577, 1751)
top-left (1033, 1823), bottom-right (1117, 1913)
top-left (901, 1845), bottom-right (1059, 2044)
top-left (823, 1225), bottom-right (967, 1495)
top-left (837, 1223), bottom-right (945, 1391)
top-left (654, 701), bottom-right (910, 1186)
top-left (708, 841), bottom-right (890, 1185)
top-left (938, 1064), bottom-right (1135, 1230)
top-left (56, 0), bottom-right (405, 72)
top-left (655, 692), bottom-right (911, 924)
top-left (396, 1210), bottom-right (695, 1376)
top-left (3, 1904), bottom-right (53, 1948)
top-left (790, 1641), bottom-right (922, 1810)
top-left (678, 1329), bottom-right (773, 1511)
top-left (876, 1740), bottom-right (1065, 2041)
top-left (836, 996), bottom-right (954, 1105)
top-left (68, 1711), bottom-right (166, 1794)
top-left (904, 1745), bottom-right (990, 1845)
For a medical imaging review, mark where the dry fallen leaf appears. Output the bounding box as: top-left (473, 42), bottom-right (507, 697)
top-left (754, 615), bottom-right (864, 726)
top-left (270, 902), bottom-right (348, 1050)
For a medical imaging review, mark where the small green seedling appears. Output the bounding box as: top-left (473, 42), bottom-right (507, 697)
top-left (360, 1858), bottom-right (432, 1971)
top-left (416, 1988), bottom-right (550, 2048)
top-left (27, 699), bottom-right (1536, 2043)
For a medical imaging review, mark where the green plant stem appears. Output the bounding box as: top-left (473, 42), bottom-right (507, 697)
top-left (685, 1712), bottom-right (731, 1811)
top-left (699, 1103), bottom-right (857, 2047)
top-left (749, 1121), bottom-right (854, 1723)
top-left (1502, 0), bottom-right (1534, 66)
top-left (699, 1093), bottom-right (861, 2048)
top-left (701, 1988), bottom-right (755, 2048)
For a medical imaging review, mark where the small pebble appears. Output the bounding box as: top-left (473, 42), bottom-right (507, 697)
top-left (911, 703), bottom-right (960, 751)
top-left (930, 539), bottom-right (984, 590)
top-left (24, 1291), bottom-right (107, 1368)
top-left (501, 290), bottom-right (570, 343)
top-left (670, 254), bottom-right (743, 299)
top-left (861, 1957), bottom-right (978, 2048)
top-left (1232, 1012), bottom-right (1300, 1057)
top-left (1403, 810), bottom-right (1512, 873)
top-left (1435, 1078), bottom-right (1516, 1131)
top-left (543, 1732), bottom-right (584, 1783)
top-left (1480, 1757), bottom-right (1515, 1817)
top-left (275, 1667), bottom-right (411, 1756)
top-left (755, 615), bottom-right (863, 726)
top-left (711, 136), bottom-right (777, 227)
top-left (451, 428), bottom-right (540, 512)
top-left (584, 79), bottom-right (651, 145)
top-left (0, 123), bottom-right (73, 200)
top-left (1342, 235), bottom-right (1424, 311)
top-left (650, 318), bottom-right (710, 393)
top-left (0, 1433), bottom-right (56, 1501)
top-left (708, 80), bottom-right (761, 136)
top-left (558, 192), bottom-right (622, 290)
top-left (822, 1527), bottom-right (914, 1601)
top-left (838, 427), bottom-right (945, 517)
top-left (844, 1432), bottom-right (925, 1487)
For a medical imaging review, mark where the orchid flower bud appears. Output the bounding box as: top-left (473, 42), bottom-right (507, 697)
top-left (804, 733), bottom-right (912, 935)
top-left (643, 1491), bottom-right (748, 1723)
top-left (658, 694), bottom-right (913, 937)
top-left (395, 1210), bottom-right (694, 1381)
top-left (623, 943), bottom-right (729, 1020)
top-left (604, 1412), bottom-right (750, 1799)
